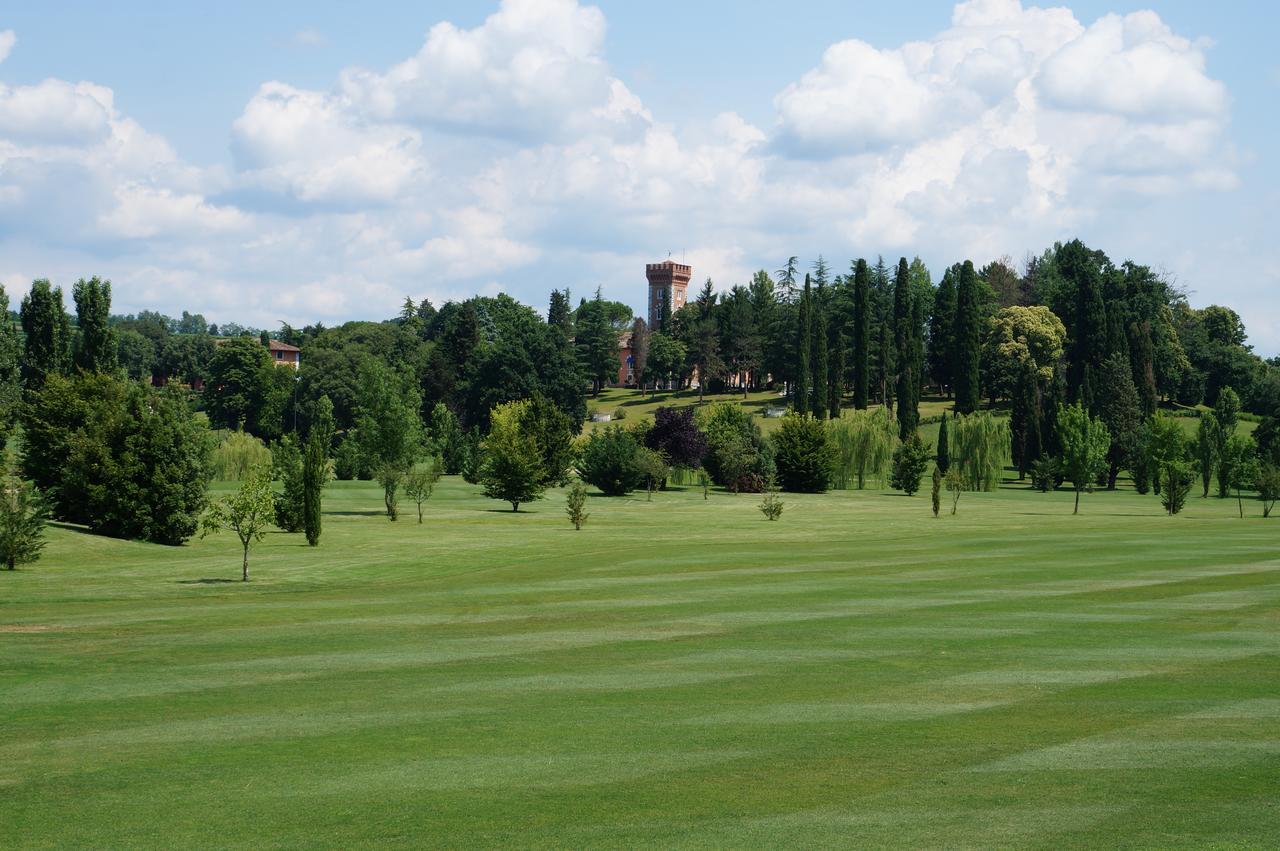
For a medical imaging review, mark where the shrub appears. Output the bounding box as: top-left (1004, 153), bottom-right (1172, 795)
top-left (697, 402), bottom-right (774, 492)
top-left (931, 467), bottom-right (941, 517)
top-left (333, 432), bottom-right (369, 480)
top-left (890, 435), bottom-right (932, 496)
top-left (577, 426), bottom-right (643, 496)
top-left (1030, 456), bottom-right (1059, 492)
top-left (772, 414), bottom-right (834, 493)
top-left (759, 482), bottom-right (783, 521)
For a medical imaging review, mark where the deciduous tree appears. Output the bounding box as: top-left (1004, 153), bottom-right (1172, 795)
top-left (201, 465), bottom-right (275, 581)
top-left (1056, 403), bottom-right (1111, 514)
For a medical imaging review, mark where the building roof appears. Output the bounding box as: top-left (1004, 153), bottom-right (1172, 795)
top-left (267, 339), bottom-right (301, 353)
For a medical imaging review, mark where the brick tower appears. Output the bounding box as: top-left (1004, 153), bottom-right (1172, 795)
top-left (646, 259), bottom-right (692, 331)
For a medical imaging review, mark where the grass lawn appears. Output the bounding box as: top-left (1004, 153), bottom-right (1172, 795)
top-left (2, 477), bottom-right (1278, 848)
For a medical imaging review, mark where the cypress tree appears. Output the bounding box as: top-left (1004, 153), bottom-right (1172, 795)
top-left (852, 259), bottom-right (870, 409)
top-left (1059, 239), bottom-right (1108, 409)
top-left (20, 280), bottom-right (71, 393)
top-left (1127, 320), bottom-right (1158, 417)
top-left (953, 260), bottom-right (981, 414)
top-left (303, 395), bottom-right (334, 546)
top-left (1010, 362), bottom-right (1043, 479)
top-left (0, 285), bottom-right (21, 443)
top-left (794, 275), bottom-right (812, 415)
top-left (893, 257), bottom-right (917, 438)
top-left (72, 277), bottom-right (117, 374)
top-left (872, 257), bottom-right (893, 407)
top-left (1096, 353), bottom-right (1142, 489)
top-left (812, 277), bottom-right (829, 417)
top-left (928, 268), bottom-right (956, 396)
top-left (936, 412), bottom-right (950, 474)
top-left (910, 272), bottom-right (926, 421)
top-left (829, 327), bottom-right (845, 420)
top-left (658, 287), bottom-right (672, 333)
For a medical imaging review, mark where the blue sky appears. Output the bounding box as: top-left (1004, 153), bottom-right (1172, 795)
top-left (2, 1), bottom-right (1277, 352)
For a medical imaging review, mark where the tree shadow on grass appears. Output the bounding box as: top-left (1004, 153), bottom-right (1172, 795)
top-left (325, 510), bottom-right (386, 517)
top-left (176, 578), bottom-right (242, 585)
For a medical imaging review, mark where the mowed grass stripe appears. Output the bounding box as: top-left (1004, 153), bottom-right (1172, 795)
top-left (1, 478), bottom-right (1278, 847)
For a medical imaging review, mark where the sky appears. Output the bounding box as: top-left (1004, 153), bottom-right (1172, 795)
top-left (1, 0), bottom-right (1277, 353)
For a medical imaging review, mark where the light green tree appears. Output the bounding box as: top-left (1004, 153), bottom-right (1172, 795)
top-left (951, 411), bottom-right (1011, 492)
top-left (828, 408), bottom-right (897, 490)
top-left (481, 400), bottom-right (547, 512)
top-left (404, 456), bottom-right (443, 524)
top-left (201, 465), bottom-right (276, 581)
top-left (356, 361), bottom-right (423, 520)
top-left (1056, 403), bottom-right (1111, 514)
top-left (566, 481), bottom-right (589, 529)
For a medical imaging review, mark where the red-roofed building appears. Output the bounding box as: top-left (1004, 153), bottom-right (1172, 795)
top-left (267, 339), bottom-right (301, 369)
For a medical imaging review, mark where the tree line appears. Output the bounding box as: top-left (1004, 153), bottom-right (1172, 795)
top-left (0, 234), bottom-right (1276, 572)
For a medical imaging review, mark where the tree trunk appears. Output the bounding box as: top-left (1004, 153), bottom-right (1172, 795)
top-left (1074, 488), bottom-right (1081, 515)
top-left (242, 544), bottom-right (250, 582)
top-left (511, 502), bottom-right (519, 512)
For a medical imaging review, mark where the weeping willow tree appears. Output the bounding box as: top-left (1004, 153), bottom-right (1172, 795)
top-left (829, 408), bottom-right (898, 490)
top-left (951, 412), bottom-right (1011, 491)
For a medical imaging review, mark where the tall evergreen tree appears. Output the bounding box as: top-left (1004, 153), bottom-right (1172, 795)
top-left (776, 257), bottom-right (799, 304)
top-left (72, 277), bottom-right (117, 374)
top-left (828, 327), bottom-right (845, 419)
top-left (20, 280), bottom-right (71, 392)
top-left (1010, 361), bottom-right (1043, 479)
top-left (811, 277), bottom-right (829, 417)
top-left (303, 395), bottom-right (334, 547)
top-left (630, 317), bottom-right (650, 394)
top-left (1127, 320), bottom-right (1158, 417)
top-left (1058, 239), bottom-right (1108, 410)
top-left (576, 289), bottom-right (617, 396)
top-left (928, 267), bottom-right (956, 396)
top-left (893, 257), bottom-right (918, 438)
top-left (548, 289), bottom-right (572, 338)
top-left (1096, 353), bottom-right (1142, 489)
top-left (872, 257), bottom-right (893, 407)
top-left (0, 286), bottom-right (22, 443)
top-left (952, 260), bottom-right (982, 414)
top-left (852, 259), bottom-right (871, 409)
top-left (936, 412), bottom-right (950, 474)
top-left (794, 275), bottom-right (812, 415)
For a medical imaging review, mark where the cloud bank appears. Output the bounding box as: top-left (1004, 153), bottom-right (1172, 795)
top-left (1, 0), bottom-right (1272, 348)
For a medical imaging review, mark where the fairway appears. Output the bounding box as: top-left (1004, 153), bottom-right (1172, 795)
top-left (3, 480), bottom-right (1278, 848)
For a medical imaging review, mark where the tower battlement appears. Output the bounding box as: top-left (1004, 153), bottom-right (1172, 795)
top-left (646, 259), bottom-right (692, 330)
